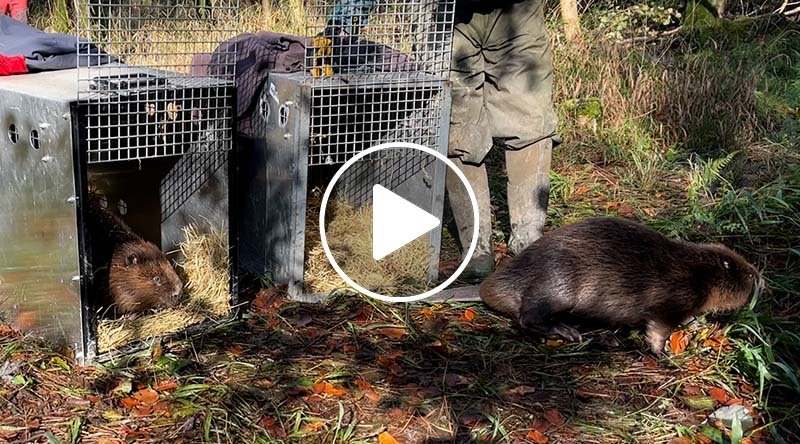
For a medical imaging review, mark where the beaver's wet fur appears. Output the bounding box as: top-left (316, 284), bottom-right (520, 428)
top-left (479, 217), bottom-right (762, 354)
top-left (86, 192), bottom-right (183, 316)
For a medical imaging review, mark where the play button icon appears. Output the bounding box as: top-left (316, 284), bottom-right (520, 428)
top-left (319, 142), bottom-right (479, 303)
top-left (372, 184), bottom-right (441, 261)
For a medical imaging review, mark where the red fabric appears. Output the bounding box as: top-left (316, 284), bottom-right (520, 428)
top-left (0, 54), bottom-right (27, 75)
top-left (1, 0), bottom-right (28, 23)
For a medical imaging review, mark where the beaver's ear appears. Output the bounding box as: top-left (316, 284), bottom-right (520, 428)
top-left (126, 254), bottom-right (139, 266)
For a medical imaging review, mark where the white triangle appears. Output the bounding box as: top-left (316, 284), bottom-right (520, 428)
top-left (372, 184), bottom-right (440, 261)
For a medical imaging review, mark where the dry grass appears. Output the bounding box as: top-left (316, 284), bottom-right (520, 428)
top-left (553, 35), bottom-right (768, 159)
top-left (96, 224), bottom-right (230, 352)
top-left (304, 189), bottom-right (432, 296)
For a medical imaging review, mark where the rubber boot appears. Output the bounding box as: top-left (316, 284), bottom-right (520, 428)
top-left (505, 138), bottom-right (552, 255)
top-left (445, 156), bottom-right (494, 280)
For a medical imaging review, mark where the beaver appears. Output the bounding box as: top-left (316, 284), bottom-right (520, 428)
top-left (479, 217), bottom-right (762, 354)
top-left (85, 192), bottom-right (183, 315)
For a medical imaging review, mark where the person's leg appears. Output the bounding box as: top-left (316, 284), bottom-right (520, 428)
top-left (505, 138), bottom-right (552, 254)
top-left (446, 156), bottom-right (494, 277)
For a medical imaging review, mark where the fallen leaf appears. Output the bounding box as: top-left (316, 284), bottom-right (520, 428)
top-left (526, 429), bottom-right (549, 444)
top-left (259, 417), bottom-right (287, 438)
top-left (682, 385), bottom-right (702, 396)
top-left (642, 356), bottom-right (659, 370)
top-left (709, 387), bottom-right (730, 404)
top-left (545, 339), bottom-right (565, 347)
top-left (354, 378), bottom-right (372, 391)
top-left (575, 185), bottom-right (590, 196)
top-left (364, 389), bottom-right (381, 404)
top-left (669, 330), bottom-right (690, 355)
top-left (377, 355), bottom-right (404, 376)
top-left (375, 328), bottom-right (408, 340)
top-left (667, 437), bottom-right (692, 444)
top-left (543, 409), bottom-right (565, 426)
top-left (152, 401), bottom-right (170, 417)
top-left (97, 437), bottom-right (123, 444)
top-left (120, 398), bottom-right (140, 408)
top-left (695, 432), bottom-right (713, 444)
top-left (226, 344), bottom-right (245, 356)
top-left (618, 204), bottom-right (635, 217)
top-left (643, 208), bottom-right (657, 217)
top-left (301, 421), bottom-right (325, 433)
top-left (133, 388), bottom-right (159, 405)
top-left (726, 397), bottom-right (744, 406)
top-left (388, 408), bottom-right (407, 421)
top-left (86, 395), bottom-right (101, 403)
top-left (342, 344), bottom-right (358, 353)
top-left (378, 431), bottom-right (400, 444)
top-left (312, 381), bottom-right (347, 397)
top-left (462, 308), bottom-right (476, 322)
top-left (502, 385), bottom-right (537, 401)
top-left (252, 287), bottom-right (286, 314)
top-left (154, 380), bottom-right (178, 392)
top-left (420, 308), bottom-right (435, 319)
top-left (0, 324), bottom-right (16, 337)
top-left (131, 404), bottom-right (153, 417)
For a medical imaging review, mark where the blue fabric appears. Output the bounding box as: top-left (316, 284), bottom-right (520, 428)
top-left (0, 15), bottom-right (113, 72)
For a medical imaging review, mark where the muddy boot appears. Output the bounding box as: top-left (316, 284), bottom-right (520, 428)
top-left (446, 156), bottom-right (494, 280)
top-left (505, 139), bottom-right (553, 255)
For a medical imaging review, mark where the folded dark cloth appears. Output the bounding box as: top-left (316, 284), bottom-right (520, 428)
top-left (199, 30), bottom-right (418, 136)
top-left (0, 54), bottom-right (27, 75)
top-left (0, 15), bottom-right (113, 72)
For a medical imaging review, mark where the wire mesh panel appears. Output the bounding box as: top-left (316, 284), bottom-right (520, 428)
top-left (76, 0), bottom-right (239, 164)
top-left (304, 0), bottom-right (455, 166)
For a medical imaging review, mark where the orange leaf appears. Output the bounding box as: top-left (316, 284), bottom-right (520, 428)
top-left (312, 381), bottom-right (347, 397)
top-left (133, 388), bottom-right (159, 405)
top-left (462, 308), bottom-right (476, 322)
top-left (726, 397), bottom-right (744, 406)
top-left (543, 409), bottom-right (565, 426)
top-left (526, 429), bottom-right (549, 444)
top-left (378, 431), bottom-right (400, 444)
top-left (375, 328), bottom-right (408, 340)
top-left (354, 378), bottom-right (372, 391)
top-left (709, 387), bottom-right (730, 404)
top-left (545, 339), bottom-right (565, 347)
top-left (302, 421), bottom-right (325, 433)
top-left (667, 438), bottom-right (692, 444)
top-left (0, 324), bottom-right (16, 336)
top-left (643, 208), bottom-right (657, 217)
top-left (154, 380), bottom-right (178, 392)
top-left (364, 389), bottom-right (381, 404)
top-left (131, 404), bottom-right (153, 417)
top-left (120, 397), bottom-right (140, 408)
top-left (696, 433), bottom-right (713, 444)
top-left (420, 308), bottom-right (434, 320)
top-left (152, 401), bottom-right (170, 417)
top-left (669, 330), bottom-right (690, 355)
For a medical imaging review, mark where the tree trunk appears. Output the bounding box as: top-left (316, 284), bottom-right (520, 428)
top-left (560, 0), bottom-right (582, 42)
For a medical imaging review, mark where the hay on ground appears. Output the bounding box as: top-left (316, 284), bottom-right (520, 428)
top-left (97, 224), bottom-right (230, 352)
top-left (304, 190), bottom-right (432, 296)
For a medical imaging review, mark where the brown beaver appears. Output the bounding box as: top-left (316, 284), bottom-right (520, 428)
top-left (85, 192), bottom-right (183, 315)
top-left (479, 217), bottom-right (763, 354)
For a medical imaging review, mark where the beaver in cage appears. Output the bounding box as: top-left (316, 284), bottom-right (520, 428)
top-left (86, 192), bottom-right (183, 316)
top-left (479, 217), bottom-right (763, 354)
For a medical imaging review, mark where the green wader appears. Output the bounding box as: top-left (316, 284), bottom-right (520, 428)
top-left (446, 0), bottom-right (557, 276)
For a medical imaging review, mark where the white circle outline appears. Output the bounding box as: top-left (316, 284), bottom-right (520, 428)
top-left (319, 142), bottom-right (479, 303)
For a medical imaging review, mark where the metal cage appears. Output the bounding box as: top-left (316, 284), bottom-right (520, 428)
top-left (239, 0), bottom-right (455, 299)
top-left (0, 1), bottom-right (239, 364)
